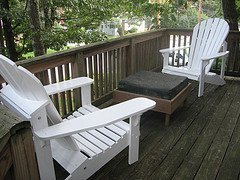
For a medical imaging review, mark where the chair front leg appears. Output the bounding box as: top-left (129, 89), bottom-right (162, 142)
top-left (128, 114), bottom-right (141, 164)
top-left (220, 41), bottom-right (228, 79)
top-left (34, 138), bottom-right (56, 180)
top-left (220, 58), bottom-right (226, 79)
top-left (199, 60), bottom-right (209, 97)
top-left (31, 108), bottom-right (56, 180)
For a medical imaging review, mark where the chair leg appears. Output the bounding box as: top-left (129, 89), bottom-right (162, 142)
top-left (198, 80), bottom-right (204, 97)
top-left (199, 60), bottom-right (209, 97)
top-left (165, 114), bottom-right (170, 126)
top-left (34, 139), bottom-right (56, 180)
top-left (129, 115), bottom-right (141, 164)
top-left (221, 41), bottom-right (227, 79)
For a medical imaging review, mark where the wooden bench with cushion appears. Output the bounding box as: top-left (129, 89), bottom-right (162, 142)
top-left (113, 71), bottom-right (192, 125)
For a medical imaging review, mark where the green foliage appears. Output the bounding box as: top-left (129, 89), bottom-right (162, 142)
top-left (1, 0), bottom-right (224, 59)
top-left (1, 0), bottom-right (120, 58)
top-left (127, 27), bottom-right (138, 34)
top-left (235, 0), bottom-right (240, 20)
top-left (160, 4), bottom-right (200, 28)
top-left (159, 0), bottom-right (222, 29)
top-left (1, 0), bottom-right (32, 56)
top-left (202, 0), bottom-right (223, 17)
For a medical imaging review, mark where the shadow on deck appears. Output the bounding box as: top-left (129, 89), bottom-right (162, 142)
top-left (88, 78), bottom-right (240, 180)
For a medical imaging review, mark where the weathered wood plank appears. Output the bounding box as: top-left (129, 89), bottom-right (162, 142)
top-left (171, 80), bottom-right (237, 179)
top-left (93, 54), bottom-right (99, 99)
top-left (103, 52), bottom-right (108, 94)
top-left (58, 65), bottom-right (66, 116)
top-left (52, 80), bottom-right (240, 180)
top-left (0, 105), bottom-right (39, 180)
top-left (194, 81), bottom-right (240, 179)
top-left (147, 82), bottom-right (229, 179)
top-left (10, 128), bottom-right (39, 180)
top-left (216, 106), bottom-right (240, 179)
top-left (91, 80), bottom-right (197, 180)
top-left (21, 129), bottom-right (39, 180)
top-left (87, 56), bottom-right (94, 101)
top-left (129, 39), bottom-right (136, 74)
top-left (92, 81), bottom-right (204, 179)
top-left (121, 47), bottom-right (126, 79)
top-left (0, 144), bottom-right (12, 178)
top-left (108, 84), bottom-right (222, 179)
top-left (0, 107), bottom-right (20, 152)
top-left (37, 70), bottom-right (49, 86)
top-left (71, 55), bottom-right (82, 109)
top-left (108, 51), bottom-right (113, 91)
top-left (112, 50), bottom-right (117, 90)
top-left (171, 35), bottom-right (176, 66)
top-left (116, 48), bottom-right (121, 85)
top-left (64, 63), bottom-right (73, 113)
top-left (177, 35), bottom-right (181, 67)
top-left (89, 111), bottom-right (166, 180)
top-left (50, 68), bottom-right (60, 111)
top-left (10, 130), bottom-right (31, 179)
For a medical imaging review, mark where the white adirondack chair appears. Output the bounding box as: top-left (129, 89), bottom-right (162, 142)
top-left (160, 18), bottom-right (229, 97)
top-left (0, 55), bottom-right (156, 180)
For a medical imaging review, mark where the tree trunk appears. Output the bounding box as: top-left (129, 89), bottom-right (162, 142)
top-left (222, 0), bottom-right (239, 31)
top-left (0, 20), bottom-right (6, 55)
top-left (1, 0), bottom-right (18, 61)
top-left (28, 0), bottom-right (45, 56)
top-left (41, 0), bottom-right (54, 29)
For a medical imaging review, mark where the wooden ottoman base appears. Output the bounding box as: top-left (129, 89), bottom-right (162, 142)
top-left (113, 83), bottom-right (192, 126)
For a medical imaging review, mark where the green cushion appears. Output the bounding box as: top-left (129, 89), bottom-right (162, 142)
top-left (118, 71), bottom-right (188, 100)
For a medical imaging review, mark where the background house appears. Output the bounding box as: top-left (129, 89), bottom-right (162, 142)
top-left (100, 18), bottom-right (146, 36)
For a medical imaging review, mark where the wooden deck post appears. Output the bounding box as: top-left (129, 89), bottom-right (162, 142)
top-left (72, 52), bottom-right (86, 109)
top-left (0, 105), bottom-right (39, 180)
top-left (126, 39), bottom-right (136, 76)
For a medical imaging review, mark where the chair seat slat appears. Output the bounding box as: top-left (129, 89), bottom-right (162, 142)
top-left (72, 134), bottom-right (102, 154)
top-left (88, 130), bottom-right (115, 147)
top-left (97, 127), bottom-right (121, 142)
top-left (80, 132), bottom-right (109, 151)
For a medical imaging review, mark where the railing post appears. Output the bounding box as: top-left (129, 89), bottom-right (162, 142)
top-left (159, 30), bottom-right (170, 70)
top-left (0, 105), bottom-right (40, 180)
top-left (72, 52), bottom-right (85, 109)
top-left (126, 39), bottom-right (136, 76)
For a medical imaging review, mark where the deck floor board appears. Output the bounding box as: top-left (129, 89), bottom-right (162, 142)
top-left (58, 79), bottom-right (240, 180)
top-left (172, 81), bottom-right (235, 180)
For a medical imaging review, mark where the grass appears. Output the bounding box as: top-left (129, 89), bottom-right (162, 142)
top-left (22, 46), bottom-right (76, 59)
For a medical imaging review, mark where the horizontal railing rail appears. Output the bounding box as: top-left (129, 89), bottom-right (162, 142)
top-left (1, 28), bottom-right (240, 117)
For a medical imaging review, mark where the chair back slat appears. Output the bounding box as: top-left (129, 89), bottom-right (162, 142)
top-left (188, 19), bottom-right (207, 69)
top-left (195, 19), bottom-right (216, 70)
top-left (0, 55), bottom-right (24, 95)
top-left (188, 18), bottom-right (229, 73)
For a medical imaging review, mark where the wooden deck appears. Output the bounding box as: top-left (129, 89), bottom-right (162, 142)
top-left (87, 78), bottom-right (240, 180)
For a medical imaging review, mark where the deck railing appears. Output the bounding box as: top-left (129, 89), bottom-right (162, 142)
top-left (1, 28), bottom-right (240, 117)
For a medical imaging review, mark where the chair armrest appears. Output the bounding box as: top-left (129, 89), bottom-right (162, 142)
top-left (159, 45), bottom-right (190, 53)
top-left (201, 51), bottom-right (229, 61)
top-left (44, 77), bottom-right (93, 95)
top-left (35, 97), bottom-right (156, 140)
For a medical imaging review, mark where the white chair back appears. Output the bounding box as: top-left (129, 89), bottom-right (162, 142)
top-left (0, 55), bottom-right (79, 150)
top-left (188, 18), bottom-right (229, 73)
